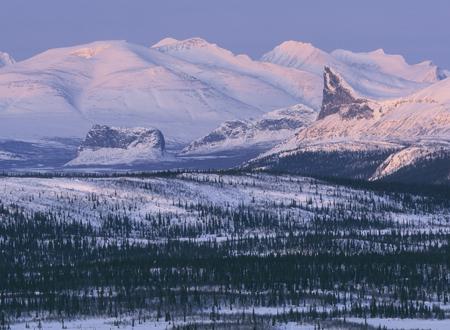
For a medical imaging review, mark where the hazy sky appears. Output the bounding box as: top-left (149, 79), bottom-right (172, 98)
top-left (1, 0), bottom-right (449, 68)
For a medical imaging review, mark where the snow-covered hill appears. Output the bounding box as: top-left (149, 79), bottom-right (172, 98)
top-left (66, 125), bottom-right (167, 166)
top-left (370, 143), bottom-right (450, 181)
top-left (181, 104), bottom-right (316, 155)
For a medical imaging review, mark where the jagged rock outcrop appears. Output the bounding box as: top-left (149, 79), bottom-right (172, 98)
top-left (66, 125), bottom-right (166, 166)
top-left (319, 67), bottom-right (374, 120)
top-left (80, 125), bottom-right (165, 151)
top-left (245, 65), bottom-right (450, 184)
top-left (182, 104), bottom-right (316, 155)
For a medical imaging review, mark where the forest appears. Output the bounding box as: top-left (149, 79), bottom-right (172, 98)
top-left (0, 171), bottom-right (449, 329)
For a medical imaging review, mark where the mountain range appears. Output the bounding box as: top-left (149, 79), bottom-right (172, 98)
top-left (0, 37), bottom-right (449, 181)
top-left (246, 67), bottom-right (450, 183)
top-left (0, 37), bottom-right (446, 142)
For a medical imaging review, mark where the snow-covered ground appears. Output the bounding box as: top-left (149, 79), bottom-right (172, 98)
top-left (2, 172), bottom-right (449, 328)
top-left (0, 150), bottom-right (21, 160)
top-left (0, 173), bottom-right (448, 239)
top-left (10, 316), bottom-right (450, 330)
top-left (348, 317), bottom-right (450, 330)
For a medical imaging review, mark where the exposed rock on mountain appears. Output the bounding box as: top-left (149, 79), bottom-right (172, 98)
top-left (0, 38), bottom-right (444, 144)
top-left (66, 125), bottom-right (166, 166)
top-left (246, 67), bottom-right (450, 183)
top-left (0, 40), bottom-right (312, 142)
top-left (319, 67), bottom-right (375, 120)
top-left (182, 104), bottom-right (316, 155)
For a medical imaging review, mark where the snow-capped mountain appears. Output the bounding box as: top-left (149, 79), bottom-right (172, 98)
top-left (262, 41), bottom-right (446, 99)
top-left (0, 52), bottom-right (14, 67)
top-left (247, 67), bottom-right (450, 182)
top-left (66, 125), bottom-right (166, 166)
top-left (181, 104), bottom-right (316, 155)
top-left (0, 39), bottom-right (319, 143)
top-left (0, 37), bottom-right (448, 172)
top-left (274, 67), bottom-right (450, 148)
top-left (151, 37), bottom-right (322, 110)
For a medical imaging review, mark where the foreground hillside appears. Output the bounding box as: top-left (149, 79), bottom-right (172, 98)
top-left (1, 171), bottom-right (449, 329)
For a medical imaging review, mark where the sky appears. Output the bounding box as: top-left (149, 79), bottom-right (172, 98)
top-left (1, 0), bottom-right (449, 68)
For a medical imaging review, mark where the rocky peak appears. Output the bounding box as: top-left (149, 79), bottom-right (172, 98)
top-left (318, 66), bottom-right (374, 120)
top-left (80, 125), bottom-right (165, 152)
top-left (182, 104), bottom-right (316, 155)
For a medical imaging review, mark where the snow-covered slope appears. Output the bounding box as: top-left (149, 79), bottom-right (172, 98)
top-left (66, 125), bottom-right (166, 166)
top-left (261, 41), bottom-right (444, 99)
top-left (0, 38), bottom-right (447, 151)
top-left (181, 104), bottom-right (316, 155)
top-left (0, 40), bottom-right (316, 142)
top-left (273, 68), bottom-right (450, 151)
top-left (0, 52), bottom-right (14, 67)
top-left (370, 143), bottom-right (450, 181)
top-left (331, 48), bottom-right (447, 83)
top-left (152, 37), bottom-right (322, 110)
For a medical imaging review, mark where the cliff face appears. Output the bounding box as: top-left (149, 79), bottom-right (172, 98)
top-left (80, 125), bottom-right (165, 152)
top-left (182, 104), bottom-right (316, 155)
top-left (319, 66), bottom-right (374, 120)
top-left (66, 125), bottom-right (166, 166)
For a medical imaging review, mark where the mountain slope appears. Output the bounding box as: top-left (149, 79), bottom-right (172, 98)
top-left (277, 69), bottom-right (450, 148)
top-left (181, 104), bottom-right (316, 155)
top-left (370, 143), bottom-right (450, 181)
top-left (152, 37), bottom-right (323, 110)
top-left (261, 41), bottom-right (444, 99)
top-left (247, 68), bottom-right (450, 183)
top-left (0, 38), bottom-right (447, 154)
top-left (0, 40), bottom-right (313, 142)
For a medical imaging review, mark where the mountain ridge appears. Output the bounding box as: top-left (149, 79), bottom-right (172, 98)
top-left (245, 66), bottom-right (450, 183)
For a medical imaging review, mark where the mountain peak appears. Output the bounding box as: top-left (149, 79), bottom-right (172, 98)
top-left (70, 43), bottom-right (113, 59)
top-left (151, 37), bottom-right (179, 48)
top-left (318, 66), bottom-right (374, 120)
top-left (264, 40), bottom-right (325, 60)
top-left (0, 51), bottom-right (15, 67)
top-left (261, 40), bottom-right (332, 75)
top-left (276, 40), bottom-right (317, 52)
top-left (152, 37), bottom-right (214, 52)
